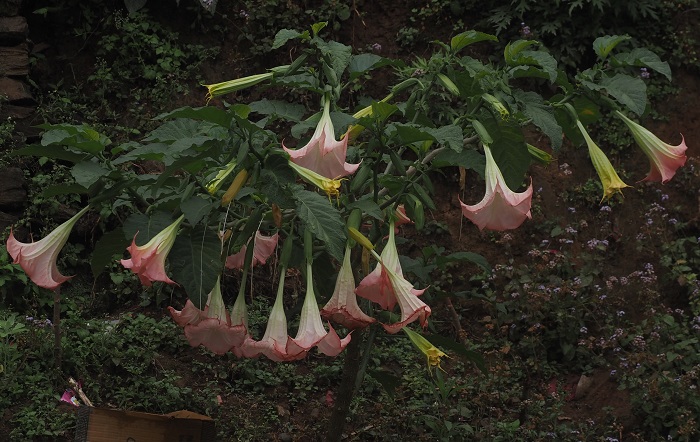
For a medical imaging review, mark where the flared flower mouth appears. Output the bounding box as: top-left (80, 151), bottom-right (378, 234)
top-left (460, 145), bottom-right (533, 230)
top-left (576, 120), bottom-right (630, 202)
top-left (283, 98), bottom-right (360, 180)
top-left (615, 111), bottom-right (687, 184)
top-left (6, 206), bottom-right (90, 290)
top-left (121, 215), bottom-right (184, 286)
top-left (356, 223), bottom-right (430, 333)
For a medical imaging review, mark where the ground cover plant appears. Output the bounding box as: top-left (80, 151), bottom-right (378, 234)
top-left (1, 1), bottom-right (699, 441)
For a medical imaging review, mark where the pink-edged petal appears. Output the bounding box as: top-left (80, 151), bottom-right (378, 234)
top-left (168, 300), bottom-right (208, 328)
top-left (460, 146), bottom-right (533, 231)
top-left (380, 265), bottom-right (431, 334)
top-left (283, 101), bottom-right (359, 179)
top-left (121, 215), bottom-right (183, 285)
top-left (225, 231), bottom-right (279, 270)
top-left (315, 322), bottom-right (352, 357)
top-left (321, 247), bottom-right (375, 329)
top-left (6, 206), bottom-right (89, 290)
top-left (184, 319), bottom-right (246, 355)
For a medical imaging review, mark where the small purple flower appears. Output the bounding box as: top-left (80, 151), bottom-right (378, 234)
top-left (370, 42), bottom-right (382, 52)
top-left (239, 9), bottom-right (250, 18)
top-left (600, 205), bottom-right (612, 213)
top-left (640, 67), bottom-right (650, 79)
top-left (617, 310), bottom-right (625, 317)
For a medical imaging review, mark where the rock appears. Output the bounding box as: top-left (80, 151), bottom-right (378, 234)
top-left (0, 16), bottom-right (28, 44)
top-left (0, 77), bottom-right (33, 103)
top-left (278, 433), bottom-right (292, 442)
top-left (0, 167), bottom-right (26, 207)
top-left (0, 103), bottom-right (34, 119)
top-left (0, 0), bottom-right (22, 17)
top-left (0, 43), bottom-right (30, 76)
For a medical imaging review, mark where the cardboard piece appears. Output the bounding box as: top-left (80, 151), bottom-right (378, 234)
top-left (75, 407), bottom-right (216, 442)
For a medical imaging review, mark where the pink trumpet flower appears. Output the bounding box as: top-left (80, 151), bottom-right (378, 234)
top-left (7, 206), bottom-right (90, 290)
top-left (615, 111), bottom-right (688, 183)
top-left (225, 231), bottom-right (279, 270)
top-left (292, 263), bottom-right (352, 355)
top-left (460, 145), bottom-right (533, 230)
top-left (184, 277), bottom-right (246, 355)
top-left (241, 269), bottom-right (307, 361)
top-left (168, 300), bottom-right (209, 328)
top-left (121, 215), bottom-right (184, 286)
top-left (283, 98), bottom-right (359, 179)
top-left (356, 223), bottom-right (430, 333)
top-left (321, 246), bottom-right (375, 329)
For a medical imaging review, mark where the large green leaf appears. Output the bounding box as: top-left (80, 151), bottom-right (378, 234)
top-left (504, 40), bottom-right (537, 62)
top-left (583, 74), bottom-right (647, 115)
top-left (71, 160), bottom-right (109, 189)
top-left (435, 251), bottom-right (491, 274)
top-left (593, 35), bottom-right (631, 60)
top-left (294, 190), bottom-right (345, 261)
top-left (37, 124), bottom-right (110, 155)
top-left (426, 333), bottom-right (488, 374)
top-left (480, 117), bottom-right (530, 190)
top-left (432, 149), bottom-right (485, 177)
top-left (347, 53), bottom-right (392, 78)
top-left (615, 48), bottom-right (671, 81)
top-left (181, 195), bottom-right (215, 226)
top-left (144, 118), bottom-right (206, 142)
top-left (514, 90), bottom-right (562, 150)
top-left (12, 144), bottom-right (89, 163)
top-left (249, 99), bottom-right (306, 122)
top-left (169, 226), bottom-right (223, 309)
top-left (122, 212), bottom-right (175, 243)
top-left (91, 229), bottom-right (131, 278)
top-left (156, 106), bottom-right (235, 128)
top-left (272, 29), bottom-right (307, 49)
top-left (450, 30), bottom-right (498, 53)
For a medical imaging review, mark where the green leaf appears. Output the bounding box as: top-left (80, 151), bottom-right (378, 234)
top-left (272, 29), bottom-right (304, 49)
top-left (144, 118), bottom-right (208, 143)
top-left (514, 91), bottom-right (563, 150)
top-left (390, 124), bottom-right (462, 151)
top-left (436, 251), bottom-right (491, 274)
top-left (317, 40), bottom-right (353, 77)
top-left (294, 190), bottom-right (345, 261)
top-left (509, 51), bottom-right (558, 82)
top-left (450, 30), bottom-right (498, 53)
top-left (615, 48), bottom-right (671, 81)
top-left (249, 99), bottom-right (306, 121)
top-left (71, 161), bottom-right (109, 189)
top-left (504, 40), bottom-right (538, 63)
top-left (425, 334), bottom-right (488, 374)
top-left (432, 149), bottom-right (485, 177)
top-left (122, 212), bottom-right (175, 243)
top-left (260, 155), bottom-right (297, 208)
top-left (38, 124), bottom-right (110, 155)
top-left (368, 368), bottom-right (402, 398)
top-left (480, 116), bottom-right (529, 190)
top-left (346, 197), bottom-right (383, 221)
top-left (593, 35), bottom-right (631, 60)
top-left (91, 229), bottom-right (131, 278)
top-left (348, 53), bottom-right (390, 75)
top-left (181, 195), bottom-right (214, 226)
top-left (41, 183), bottom-right (88, 197)
top-left (586, 74), bottom-right (647, 115)
top-left (170, 226), bottom-right (223, 309)
top-left (156, 106), bottom-right (234, 128)
top-left (11, 144), bottom-right (89, 163)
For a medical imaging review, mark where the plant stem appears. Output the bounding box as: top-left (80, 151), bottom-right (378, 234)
top-left (52, 288), bottom-right (62, 369)
top-left (325, 327), bottom-right (365, 442)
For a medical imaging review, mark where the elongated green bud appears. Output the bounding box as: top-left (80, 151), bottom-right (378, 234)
top-left (347, 227), bottom-right (374, 251)
top-left (221, 169), bottom-right (248, 206)
top-left (437, 73), bottom-right (460, 97)
top-left (471, 120), bottom-right (493, 145)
